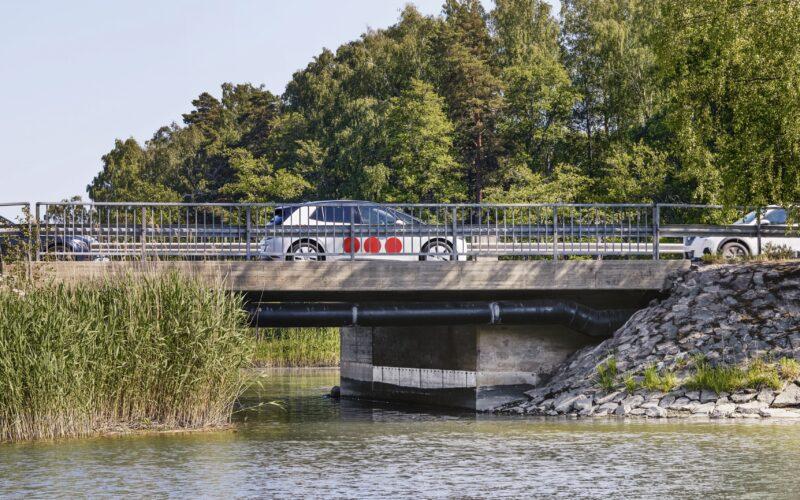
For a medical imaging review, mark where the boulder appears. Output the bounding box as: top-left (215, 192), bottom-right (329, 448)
top-left (699, 390), bottom-right (718, 403)
top-left (710, 403), bottom-right (737, 418)
top-left (772, 384), bottom-right (800, 408)
top-left (691, 402), bottom-right (716, 415)
top-left (736, 401), bottom-right (769, 414)
top-left (756, 389), bottom-right (776, 404)
top-left (760, 408), bottom-right (800, 418)
top-left (646, 406), bottom-right (667, 418)
top-left (730, 393), bottom-right (756, 404)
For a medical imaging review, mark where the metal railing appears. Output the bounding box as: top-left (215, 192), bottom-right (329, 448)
top-left (0, 201), bottom-right (793, 262)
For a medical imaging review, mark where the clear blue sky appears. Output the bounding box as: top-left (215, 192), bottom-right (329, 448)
top-left (0, 0), bottom-right (558, 212)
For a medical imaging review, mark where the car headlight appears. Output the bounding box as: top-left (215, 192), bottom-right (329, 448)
top-left (258, 238), bottom-right (273, 250)
top-left (684, 237), bottom-right (696, 245)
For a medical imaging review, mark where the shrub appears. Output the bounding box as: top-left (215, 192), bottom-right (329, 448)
top-left (762, 243), bottom-right (796, 261)
top-left (0, 272), bottom-right (252, 442)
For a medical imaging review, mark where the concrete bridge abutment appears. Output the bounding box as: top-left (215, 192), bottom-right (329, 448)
top-left (340, 324), bottom-right (596, 410)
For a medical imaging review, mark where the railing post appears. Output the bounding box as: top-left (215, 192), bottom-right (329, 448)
top-left (26, 203), bottom-right (32, 279)
top-left (552, 205), bottom-right (559, 261)
top-left (451, 206), bottom-right (458, 261)
top-left (652, 203), bottom-right (660, 260)
top-left (35, 203), bottom-right (41, 261)
top-left (349, 207), bottom-right (355, 261)
top-left (756, 207), bottom-right (762, 256)
top-left (141, 206), bottom-right (146, 261)
top-left (245, 206), bottom-right (252, 261)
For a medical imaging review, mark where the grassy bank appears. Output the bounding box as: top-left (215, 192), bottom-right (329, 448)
top-left (251, 327), bottom-right (339, 367)
top-left (0, 272), bottom-right (252, 442)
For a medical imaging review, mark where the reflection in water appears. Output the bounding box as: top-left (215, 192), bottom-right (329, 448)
top-left (3, 368), bottom-right (800, 498)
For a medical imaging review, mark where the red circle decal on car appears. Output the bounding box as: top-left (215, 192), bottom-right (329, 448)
top-left (385, 237), bottom-right (403, 253)
top-left (363, 237), bottom-right (381, 253)
top-left (343, 237), bottom-right (361, 253)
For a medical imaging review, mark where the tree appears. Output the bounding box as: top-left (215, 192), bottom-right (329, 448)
top-left (561, 0), bottom-right (662, 173)
top-left (434, 0), bottom-right (504, 202)
top-left (218, 148), bottom-right (310, 202)
top-left (657, 0), bottom-right (800, 207)
top-left (384, 79), bottom-right (464, 202)
top-left (599, 141), bottom-right (671, 202)
top-left (87, 138), bottom-right (179, 202)
top-left (492, 0), bottom-right (577, 173)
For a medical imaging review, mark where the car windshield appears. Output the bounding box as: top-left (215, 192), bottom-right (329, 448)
top-left (387, 208), bottom-right (420, 224)
top-left (736, 208), bottom-right (788, 225)
top-left (736, 210), bottom-right (759, 224)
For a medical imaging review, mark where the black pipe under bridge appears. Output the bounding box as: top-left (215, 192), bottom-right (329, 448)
top-left (247, 300), bottom-right (634, 338)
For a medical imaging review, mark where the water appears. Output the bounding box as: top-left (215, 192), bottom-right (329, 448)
top-left (3, 368), bottom-right (800, 498)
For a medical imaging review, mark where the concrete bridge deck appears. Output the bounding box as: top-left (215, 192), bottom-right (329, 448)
top-left (34, 260), bottom-right (689, 299)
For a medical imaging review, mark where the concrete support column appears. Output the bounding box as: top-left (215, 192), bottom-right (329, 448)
top-left (340, 324), bottom-right (595, 410)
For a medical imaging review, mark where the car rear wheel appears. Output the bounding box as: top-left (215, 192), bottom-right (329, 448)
top-left (286, 240), bottom-right (324, 261)
top-left (420, 240), bottom-right (454, 261)
top-left (720, 241), bottom-right (749, 260)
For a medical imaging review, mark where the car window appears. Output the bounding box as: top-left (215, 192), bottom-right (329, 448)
top-left (317, 206), bottom-right (360, 223)
top-left (269, 206), bottom-right (299, 225)
top-left (765, 209), bottom-right (787, 224)
top-left (360, 206), bottom-right (397, 225)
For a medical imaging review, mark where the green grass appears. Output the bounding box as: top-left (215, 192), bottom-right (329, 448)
top-left (596, 357), bottom-right (618, 391)
top-left (624, 374), bottom-right (637, 393)
top-left (0, 272), bottom-right (252, 442)
top-left (251, 328), bottom-right (339, 367)
top-left (641, 365), bottom-right (678, 393)
top-left (685, 358), bottom-right (782, 393)
top-left (779, 357), bottom-right (800, 380)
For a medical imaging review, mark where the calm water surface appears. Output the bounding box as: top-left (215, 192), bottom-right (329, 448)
top-left (2, 368), bottom-right (800, 498)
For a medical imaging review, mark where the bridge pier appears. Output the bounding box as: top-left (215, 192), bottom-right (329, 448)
top-left (340, 324), bottom-right (595, 410)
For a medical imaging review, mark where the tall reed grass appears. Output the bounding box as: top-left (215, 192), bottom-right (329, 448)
top-left (0, 272), bottom-right (252, 442)
top-left (251, 327), bottom-right (339, 367)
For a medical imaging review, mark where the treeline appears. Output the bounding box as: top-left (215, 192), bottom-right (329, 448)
top-left (88, 0), bottom-right (800, 207)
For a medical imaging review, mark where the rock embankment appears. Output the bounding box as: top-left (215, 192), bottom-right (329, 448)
top-left (499, 262), bottom-right (800, 418)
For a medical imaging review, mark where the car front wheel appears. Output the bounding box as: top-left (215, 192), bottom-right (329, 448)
top-left (286, 241), bottom-right (324, 261)
top-left (420, 240), bottom-right (454, 261)
top-left (720, 241), bottom-right (749, 260)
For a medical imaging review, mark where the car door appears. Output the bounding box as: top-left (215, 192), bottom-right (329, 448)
top-left (357, 205), bottom-right (417, 260)
top-left (315, 205), bottom-right (360, 259)
top-left (763, 208), bottom-right (799, 254)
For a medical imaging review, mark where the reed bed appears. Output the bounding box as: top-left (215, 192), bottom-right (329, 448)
top-left (0, 272), bottom-right (252, 442)
top-left (251, 327), bottom-right (339, 367)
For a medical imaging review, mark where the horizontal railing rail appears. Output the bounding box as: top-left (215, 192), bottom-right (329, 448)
top-left (0, 201), bottom-right (792, 262)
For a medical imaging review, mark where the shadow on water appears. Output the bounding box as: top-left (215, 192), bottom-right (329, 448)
top-left (236, 367), bottom-right (478, 426)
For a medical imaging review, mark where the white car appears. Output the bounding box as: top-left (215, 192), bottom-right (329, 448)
top-left (683, 207), bottom-right (799, 259)
top-left (257, 201), bottom-right (468, 261)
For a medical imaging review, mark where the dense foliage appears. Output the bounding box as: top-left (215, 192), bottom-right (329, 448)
top-left (88, 0), bottom-right (800, 206)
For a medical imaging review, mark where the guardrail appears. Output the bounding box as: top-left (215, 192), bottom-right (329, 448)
top-left (0, 201), bottom-right (794, 262)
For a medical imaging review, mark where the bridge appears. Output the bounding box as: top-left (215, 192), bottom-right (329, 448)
top-left (0, 200), bottom-right (792, 410)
